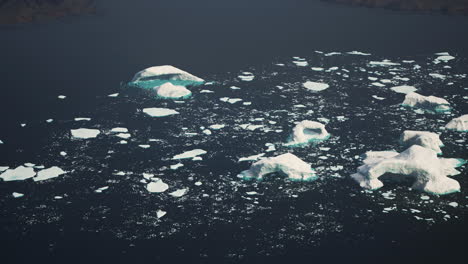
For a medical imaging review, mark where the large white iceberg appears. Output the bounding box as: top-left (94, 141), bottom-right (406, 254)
top-left (238, 153), bottom-right (317, 181)
top-left (142, 108), bottom-right (179, 117)
top-left (0, 166), bottom-right (36, 181)
top-left (71, 128), bottom-right (101, 139)
top-left (400, 130), bottom-right (444, 154)
top-left (446, 114), bottom-right (468, 132)
top-left (286, 120), bottom-right (329, 146)
top-left (402, 92), bottom-right (451, 113)
top-left (351, 145), bottom-right (464, 195)
top-left (153, 82), bottom-right (192, 99)
top-left (130, 65), bottom-right (204, 88)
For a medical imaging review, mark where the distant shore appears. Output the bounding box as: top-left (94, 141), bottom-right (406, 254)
top-left (322, 0), bottom-right (468, 15)
top-left (0, 0), bottom-right (95, 24)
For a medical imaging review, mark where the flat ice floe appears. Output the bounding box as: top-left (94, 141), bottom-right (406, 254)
top-left (71, 128), bottom-right (101, 139)
top-left (286, 120), bottom-right (329, 146)
top-left (238, 72), bottom-right (255, 81)
top-left (142, 108), bottom-right (179, 117)
top-left (390, 85), bottom-right (417, 94)
top-left (12, 192), bottom-right (24, 198)
top-left (402, 92), bottom-right (451, 113)
top-left (172, 149), bottom-right (207, 160)
top-left (238, 153), bottom-right (317, 181)
top-left (347, 51), bottom-right (371, 56)
top-left (220, 97), bottom-right (243, 104)
top-left (400, 130), bottom-right (444, 154)
top-left (110, 127), bottom-right (128, 133)
top-left (169, 188), bottom-right (188, 197)
top-left (351, 145), bottom-right (464, 195)
top-left (0, 166), bottom-right (36, 181)
top-left (130, 65), bottom-right (204, 88)
top-left (369, 60), bottom-right (400, 66)
top-left (303, 81), bottom-right (329, 92)
top-left (153, 82), bottom-right (192, 99)
top-left (33, 166), bottom-right (66, 182)
top-left (446, 114), bottom-right (468, 132)
top-left (146, 179), bottom-right (169, 193)
top-left (74, 117), bottom-right (91, 121)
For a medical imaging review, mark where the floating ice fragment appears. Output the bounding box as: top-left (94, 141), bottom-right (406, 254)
top-left (170, 163), bottom-right (184, 170)
top-left (209, 124), bottom-right (225, 130)
top-left (0, 166), bottom-right (36, 181)
top-left (311, 67), bottom-right (324, 71)
top-left (400, 130), bottom-right (444, 153)
top-left (157, 210), bottom-right (167, 218)
top-left (446, 114), bottom-right (468, 132)
top-left (33, 167), bottom-right (66, 182)
top-left (110, 127), bottom-right (128, 133)
top-left (172, 149), bottom-right (207, 160)
top-left (146, 179), bottom-right (169, 193)
top-left (448, 202), bottom-right (458, 207)
top-left (347, 51), bottom-right (371, 56)
top-left (429, 73), bottom-right (446, 80)
top-left (95, 186), bottom-right (109, 193)
top-left (238, 72), bottom-right (255, 81)
top-left (239, 124), bottom-right (263, 131)
top-left (238, 153), bottom-right (265, 162)
top-left (115, 133), bottom-right (131, 139)
top-left (402, 92), bottom-right (451, 113)
top-left (202, 129), bottom-right (212, 135)
top-left (74, 117), bottom-right (91, 121)
top-left (194, 181), bottom-right (202, 186)
top-left (220, 97), bottom-right (243, 104)
top-left (12, 192), bottom-right (24, 198)
top-left (169, 188), bottom-right (188, 197)
top-left (286, 120), bottom-right (329, 146)
top-left (372, 95), bottom-right (385, 100)
top-left (142, 108), bottom-right (179, 117)
top-left (390, 85), bottom-right (417, 94)
top-left (153, 82), bottom-right (192, 99)
top-left (71, 128), bottom-right (100, 139)
top-left (372, 82), bottom-right (385, 87)
top-left (58, 95), bottom-right (66, 99)
top-left (108, 93), bottom-right (119, 97)
top-left (138, 145), bottom-right (150, 149)
top-left (303, 81), bottom-right (329, 92)
top-left (131, 65), bottom-right (204, 88)
top-left (200, 89), bottom-right (214, 93)
top-left (369, 60), bottom-right (400, 66)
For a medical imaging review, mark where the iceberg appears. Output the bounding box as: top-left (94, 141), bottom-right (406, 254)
top-left (153, 82), bottom-right (191, 99)
top-left (0, 166), bottom-right (36, 181)
top-left (446, 114), bottom-right (468, 132)
top-left (130, 65), bottom-right (204, 88)
top-left (142, 108), bottom-right (179, 117)
top-left (238, 153), bottom-right (317, 181)
top-left (71, 128), bottom-right (100, 139)
top-left (400, 130), bottom-right (444, 154)
top-left (33, 166), bottom-right (66, 182)
top-left (402, 92), bottom-right (451, 113)
top-left (351, 145), bottom-right (463, 195)
top-left (303, 81), bottom-right (329, 92)
top-left (286, 120), bottom-right (329, 146)
top-left (390, 85), bottom-right (417, 94)
top-left (12, 192), bottom-right (24, 198)
top-left (172, 149), bottom-right (207, 160)
top-left (156, 210), bottom-right (167, 219)
top-left (146, 179), bottom-right (169, 193)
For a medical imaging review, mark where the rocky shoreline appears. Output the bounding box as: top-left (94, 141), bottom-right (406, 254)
top-left (322, 0), bottom-right (468, 15)
top-left (0, 0), bottom-right (95, 24)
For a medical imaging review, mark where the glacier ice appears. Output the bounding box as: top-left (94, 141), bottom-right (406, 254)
top-left (390, 85), bottom-right (417, 94)
top-left (71, 128), bottom-right (100, 139)
top-left (303, 81), bottom-right (329, 92)
top-left (0, 166), bottom-right (36, 181)
top-left (33, 166), bottom-right (66, 182)
top-left (130, 65), bottom-right (204, 88)
top-left (286, 120), bottom-right (329, 146)
top-left (400, 130), bottom-right (444, 154)
top-left (172, 149), bottom-right (207, 160)
top-left (402, 92), bottom-right (451, 113)
top-left (142, 108), bottom-right (179, 117)
top-left (153, 82), bottom-right (191, 99)
top-left (238, 153), bottom-right (317, 181)
top-left (446, 114), bottom-right (468, 132)
top-left (351, 145), bottom-right (463, 195)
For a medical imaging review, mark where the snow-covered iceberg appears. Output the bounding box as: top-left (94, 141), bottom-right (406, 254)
top-left (400, 130), bottom-right (443, 154)
top-left (238, 153), bottom-right (317, 181)
top-left (286, 120), bottom-right (329, 146)
top-left (130, 65), bottom-right (204, 88)
top-left (402, 92), bottom-right (451, 113)
top-left (153, 82), bottom-right (191, 99)
top-left (0, 166), bottom-right (36, 181)
top-left (446, 114), bottom-right (468, 132)
top-left (351, 145), bottom-right (464, 195)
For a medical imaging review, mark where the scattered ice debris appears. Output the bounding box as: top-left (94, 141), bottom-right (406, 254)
top-left (153, 82), bottom-right (192, 99)
top-left (169, 188), bottom-right (188, 198)
top-left (239, 124), bottom-right (263, 131)
top-left (220, 97), bottom-right (243, 104)
top-left (108, 93), bottom-right (119, 97)
top-left (130, 65), bottom-right (204, 88)
top-left (170, 163), bottom-right (184, 170)
top-left (119, 140), bottom-right (128, 144)
top-left (71, 128), bottom-right (100, 139)
top-left (238, 153), bottom-right (265, 162)
top-left (325, 52), bottom-right (341, 56)
top-left (209, 124), bottom-right (225, 130)
top-left (448, 202), bottom-right (458, 208)
top-left (95, 186), bottom-right (109, 193)
top-left (347, 51), bottom-right (371, 56)
top-left (58, 95), bottom-right (66, 99)
top-left (0, 166), bottom-right (36, 181)
top-left (172, 149), bottom-right (207, 160)
top-left (303, 81), bottom-right (329, 92)
top-left (402, 92), bottom-right (451, 113)
top-left (12, 192), bottom-right (24, 198)
top-left (286, 120), bottom-right (329, 146)
top-left (156, 210), bottom-right (167, 219)
top-left (238, 72), bottom-right (255, 81)
top-left (239, 153), bottom-right (317, 181)
top-left (369, 60), bottom-right (400, 66)
top-left (110, 127), bottom-right (128, 133)
top-left (138, 145), bottom-right (150, 149)
top-left (372, 95), bottom-right (385, 100)
top-left (74, 117), bottom-right (91, 121)
top-left (351, 145), bottom-right (463, 195)
top-left (400, 130), bottom-right (444, 153)
top-left (446, 114), bottom-right (468, 132)
top-left (146, 179), bottom-right (169, 193)
top-left (33, 166), bottom-right (66, 182)
top-left (390, 85), bottom-right (417, 94)
top-left (142, 108), bottom-right (179, 117)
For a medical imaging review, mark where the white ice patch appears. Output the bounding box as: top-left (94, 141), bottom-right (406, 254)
top-left (369, 60), bottom-right (400, 66)
top-left (108, 93), bottom-right (119, 97)
top-left (371, 82), bottom-right (385, 87)
top-left (347, 51), bottom-right (371, 56)
top-left (110, 127), bottom-right (128, 133)
top-left (238, 72), bottom-right (255, 81)
top-left (146, 179), bottom-right (169, 193)
top-left (142, 108), bottom-right (179, 117)
top-left (372, 95), bottom-right (385, 100)
top-left (71, 128), bottom-right (100, 139)
top-left (170, 163), bottom-right (184, 170)
top-left (390, 85), bottom-right (417, 94)
top-left (429, 73), bottom-right (446, 80)
top-left (239, 124), bottom-right (263, 131)
top-left (138, 145), bottom-right (150, 149)
top-left (200, 89), bottom-right (214, 93)
top-left (446, 114), bottom-right (468, 132)
top-left (115, 133), bottom-right (131, 139)
top-left (0, 166), bottom-right (36, 181)
top-left (238, 153), bottom-right (265, 162)
top-left (153, 82), bottom-right (191, 99)
top-left (131, 65), bottom-right (204, 84)
top-left (311, 67), bottom-right (324, 71)
top-left (169, 188), bottom-right (188, 197)
top-left (58, 95), bottom-right (66, 99)
top-left (172, 149), bottom-right (207, 160)
top-left (402, 92), bottom-right (451, 112)
top-left (157, 210), bottom-right (167, 219)
top-left (303, 81), bottom-right (329, 92)
top-left (33, 166), bottom-right (66, 182)
top-left (287, 120), bottom-right (329, 145)
top-left (209, 124), bottom-right (225, 130)
top-left (239, 153), bottom-right (317, 181)
top-left (220, 97), bottom-right (243, 104)
top-left (74, 117), bottom-right (91, 121)
top-left (12, 192), bottom-right (24, 198)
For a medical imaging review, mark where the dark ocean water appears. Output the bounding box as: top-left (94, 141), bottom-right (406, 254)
top-left (0, 1), bottom-right (467, 263)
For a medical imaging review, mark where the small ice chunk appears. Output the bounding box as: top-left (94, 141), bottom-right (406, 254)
top-left (209, 124), bottom-right (225, 130)
top-left (143, 108), bottom-right (179, 117)
top-left (238, 72), bottom-right (255, 81)
top-left (58, 95), bottom-right (66, 99)
top-left (372, 95), bottom-right (385, 100)
top-left (347, 51), bottom-right (371, 56)
top-left (153, 82), bottom-right (191, 99)
top-left (157, 210), bottom-right (167, 219)
top-left (110, 127), bottom-right (128, 133)
top-left (115, 133), bottom-right (131, 139)
top-left (33, 166), bottom-right (66, 182)
top-left (0, 166), bottom-right (36, 181)
top-left (46, 119), bottom-right (54, 123)
top-left (139, 144), bottom-right (150, 149)
top-left (169, 188), bottom-right (188, 197)
top-left (303, 81), bottom-right (329, 92)
top-left (220, 97), bottom-right (243, 104)
top-left (311, 67), bottom-right (324, 71)
top-left (446, 114), bottom-right (468, 132)
top-left (95, 186), bottom-right (109, 193)
top-left (172, 149), bottom-right (207, 160)
top-left (287, 120), bottom-right (329, 146)
top-left (74, 117), bottom-right (91, 121)
top-left (369, 60), bottom-right (400, 66)
top-left (448, 202), bottom-right (458, 208)
top-left (200, 89), bottom-right (214, 93)
top-left (12, 192), bottom-right (24, 198)
top-left (108, 93), bottom-right (119, 97)
top-left (238, 153), bottom-right (265, 162)
top-left (170, 163), bottom-right (184, 170)
top-left (391, 85), bottom-right (417, 94)
top-left (202, 129), bottom-right (212, 135)
top-left (429, 73), bottom-right (446, 80)
top-left (371, 82), bottom-right (385, 87)
top-left (194, 181), bottom-right (202, 186)
top-left (71, 128), bottom-right (100, 139)
top-left (146, 179), bottom-right (169, 193)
